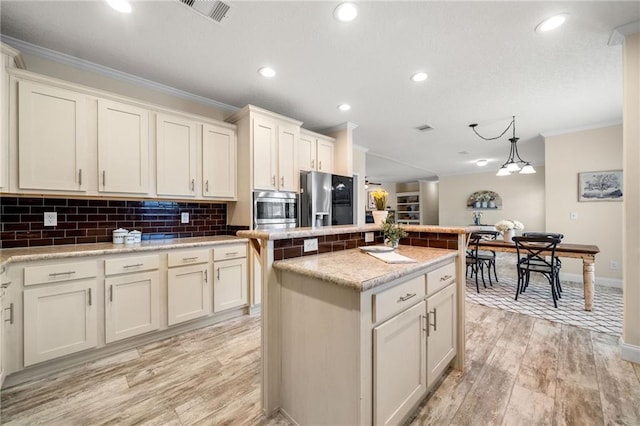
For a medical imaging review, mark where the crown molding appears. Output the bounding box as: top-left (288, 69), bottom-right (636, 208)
top-left (0, 35), bottom-right (239, 113)
top-left (608, 20), bottom-right (640, 46)
top-left (540, 120), bottom-right (622, 138)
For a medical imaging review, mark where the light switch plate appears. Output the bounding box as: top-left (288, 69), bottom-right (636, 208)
top-left (44, 212), bottom-right (57, 226)
top-left (303, 238), bottom-right (318, 252)
top-left (569, 212), bottom-right (578, 220)
top-left (365, 232), bottom-right (374, 242)
top-left (181, 212), bottom-right (189, 224)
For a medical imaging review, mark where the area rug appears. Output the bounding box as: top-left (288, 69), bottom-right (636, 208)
top-left (465, 274), bottom-right (623, 336)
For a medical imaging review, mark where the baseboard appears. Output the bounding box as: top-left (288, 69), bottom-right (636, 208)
top-left (620, 338), bottom-right (640, 364)
top-left (559, 272), bottom-right (622, 289)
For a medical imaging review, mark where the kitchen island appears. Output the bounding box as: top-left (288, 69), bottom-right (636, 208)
top-left (237, 224), bottom-right (472, 423)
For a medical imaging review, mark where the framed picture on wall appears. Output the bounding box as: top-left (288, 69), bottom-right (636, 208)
top-left (367, 191), bottom-right (376, 210)
top-left (578, 170), bottom-right (623, 202)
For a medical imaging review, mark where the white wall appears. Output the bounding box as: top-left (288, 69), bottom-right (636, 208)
top-left (353, 145), bottom-right (367, 225)
top-left (438, 167), bottom-right (546, 232)
top-left (420, 180), bottom-right (439, 225)
top-left (545, 125), bottom-right (623, 283)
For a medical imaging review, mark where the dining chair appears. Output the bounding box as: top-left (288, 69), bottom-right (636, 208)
top-left (522, 232), bottom-right (564, 297)
top-left (466, 231), bottom-right (498, 293)
top-left (513, 235), bottom-right (562, 308)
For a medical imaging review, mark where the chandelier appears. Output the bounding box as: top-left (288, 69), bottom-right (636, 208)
top-left (469, 116), bottom-right (536, 176)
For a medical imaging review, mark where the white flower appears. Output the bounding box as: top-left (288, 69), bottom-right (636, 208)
top-left (495, 219), bottom-right (525, 233)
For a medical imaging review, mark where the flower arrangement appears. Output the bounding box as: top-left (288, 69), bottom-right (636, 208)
top-left (382, 212), bottom-right (407, 247)
top-left (370, 189), bottom-right (389, 211)
top-left (494, 219), bottom-right (524, 234)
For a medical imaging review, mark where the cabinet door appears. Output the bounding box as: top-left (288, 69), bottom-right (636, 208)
top-left (105, 271), bottom-right (160, 343)
top-left (214, 258), bottom-right (247, 312)
top-left (167, 264), bottom-right (211, 326)
top-left (426, 284), bottom-right (457, 388)
top-left (298, 133), bottom-right (315, 172)
top-left (18, 80), bottom-right (87, 192)
top-left (203, 124), bottom-right (236, 199)
top-left (156, 113), bottom-right (197, 197)
top-left (316, 139), bottom-right (334, 173)
top-left (277, 123), bottom-right (298, 192)
top-left (373, 300), bottom-right (427, 426)
top-left (98, 99), bottom-right (149, 194)
top-left (252, 116), bottom-right (277, 191)
top-left (24, 279), bottom-right (97, 366)
top-left (1, 53), bottom-right (11, 189)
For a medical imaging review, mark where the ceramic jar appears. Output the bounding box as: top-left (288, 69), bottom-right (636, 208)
top-left (112, 228), bottom-right (129, 244)
top-left (129, 230), bottom-right (142, 243)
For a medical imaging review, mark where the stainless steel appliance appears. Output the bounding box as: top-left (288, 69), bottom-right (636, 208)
top-left (299, 171), bottom-right (355, 227)
top-left (253, 191), bottom-right (297, 230)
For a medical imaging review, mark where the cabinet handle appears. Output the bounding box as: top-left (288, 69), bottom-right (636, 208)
top-left (102, 170), bottom-right (106, 187)
top-left (182, 257), bottom-right (198, 262)
top-left (205, 180), bottom-right (209, 192)
top-left (217, 267), bottom-right (220, 280)
top-left (280, 176), bottom-right (284, 186)
top-left (109, 285), bottom-right (113, 302)
top-left (319, 161), bottom-right (322, 170)
top-left (421, 314), bottom-right (427, 332)
top-left (204, 270), bottom-right (208, 283)
top-left (225, 252), bottom-right (238, 257)
top-left (123, 263), bottom-right (143, 269)
top-left (49, 271), bottom-right (76, 277)
top-left (6, 303), bottom-right (14, 325)
top-left (311, 160), bottom-right (315, 168)
top-left (191, 179), bottom-right (195, 192)
top-left (88, 288), bottom-right (92, 306)
top-left (398, 293), bottom-right (416, 302)
top-left (78, 169), bottom-right (83, 186)
top-left (272, 175), bottom-right (276, 186)
top-left (440, 275), bottom-right (452, 282)
top-left (430, 308), bottom-right (437, 332)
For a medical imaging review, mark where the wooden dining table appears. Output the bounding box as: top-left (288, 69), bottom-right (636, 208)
top-left (477, 240), bottom-right (600, 311)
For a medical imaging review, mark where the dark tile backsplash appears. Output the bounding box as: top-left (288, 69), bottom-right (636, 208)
top-left (0, 197), bottom-right (247, 249)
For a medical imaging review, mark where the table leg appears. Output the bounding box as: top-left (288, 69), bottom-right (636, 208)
top-left (583, 259), bottom-right (595, 311)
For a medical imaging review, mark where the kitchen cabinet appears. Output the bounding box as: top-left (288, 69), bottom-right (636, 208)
top-left (104, 255), bottom-right (160, 343)
top-left (252, 116), bottom-right (278, 191)
top-left (18, 80), bottom-right (87, 192)
top-left (299, 130), bottom-right (335, 173)
top-left (202, 123), bottom-right (236, 199)
top-left (167, 249), bottom-right (212, 326)
top-left (98, 99), bottom-right (150, 194)
top-left (1, 43), bottom-right (21, 190)
top-left (373, 300), bottom-right (427, 426)
top-left (156, 113), bottom-right (198, 197)
top-left (0, 266), bottom-right (11, 386)
top-left (213, 244), bottom-right (247, 312)
top-left (426, 281), bottom-right (456, 388)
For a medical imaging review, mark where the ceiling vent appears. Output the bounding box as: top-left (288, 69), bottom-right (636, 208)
top-left (415, 124), bottom-right (434, 132)
top-left (179, 0), bottom-right (232, 24)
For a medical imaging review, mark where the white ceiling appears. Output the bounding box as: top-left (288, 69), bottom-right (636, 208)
top-left (1, 1), bottom-right (638, 183)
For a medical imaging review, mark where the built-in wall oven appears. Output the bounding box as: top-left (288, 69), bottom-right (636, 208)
top-left (253, 191), bottom-right (298, 230)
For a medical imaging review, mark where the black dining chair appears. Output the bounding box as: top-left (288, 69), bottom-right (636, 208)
top-left (466, 231), bottom-right (499, 293)
top-left (513, 235), bottom-right (562, 308)
top-left (522, 232), bottom-right (564, 297)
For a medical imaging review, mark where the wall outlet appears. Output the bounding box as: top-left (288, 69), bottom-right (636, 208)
top-left (365, 232), bottom-right (374, 243)
top-left (181, 212), bottom-right (189, 224)
top-left (610, 260), bottom-right (619, 270)
top-left (44, 212), bottom-right (57, 227)
top-left (569, 212), bottom-right (578, 220)
top-left (303, 238), bottom-right (318, 252)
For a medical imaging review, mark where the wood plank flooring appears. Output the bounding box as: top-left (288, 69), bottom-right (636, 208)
top-left (2, 304), bottom-right (639, 425)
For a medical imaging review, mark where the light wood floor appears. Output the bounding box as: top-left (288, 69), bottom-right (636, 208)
top-left (2, 305), bottom-right (639, 425)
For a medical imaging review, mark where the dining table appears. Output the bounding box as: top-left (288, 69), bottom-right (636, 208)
top-left (477, 240), bottom-right (600, 311)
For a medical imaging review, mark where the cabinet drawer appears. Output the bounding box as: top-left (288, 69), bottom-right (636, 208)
top-left (213, 244), bottom-right (246, 261)
top-left (426, 262), bottom-right (455, 296)
top-left (373, 275), bottom-right (425, 324)
top-left (167, 249), bottom-right (209, 267)
top-left (105, 255), bottom-right (159, 276)
top-left (24, 261), bottom-right (97, 286)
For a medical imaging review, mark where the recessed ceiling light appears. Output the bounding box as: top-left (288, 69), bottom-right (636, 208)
top-left (476, 159), bottom-right (488, 167)
top-left (410, 72), bottom-right (428, 82)
top-left (334, 3), bottom-right (358, 22)
top-left (338, 103), bottom-right (351, 111)
top-left (106, 0), bottom-right (132, 13)
top-left (258, 67), bottom-right (276, 78)
top-left (535, 14), bottom-right (568, 33)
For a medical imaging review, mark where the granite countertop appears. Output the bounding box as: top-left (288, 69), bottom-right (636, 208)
top-left (238, 224), bottom-right (475, 241)
top-left (0, 236), bottom-right (247, 270)
top-left (273, 245), bottom-right (457, 292)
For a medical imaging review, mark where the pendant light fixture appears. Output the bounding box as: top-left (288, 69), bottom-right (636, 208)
top-left (468, 116), bottom-right (536, 176)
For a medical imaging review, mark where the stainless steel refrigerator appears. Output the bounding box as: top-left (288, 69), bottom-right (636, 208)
top-left (299, 171), bottom-right (355, 227)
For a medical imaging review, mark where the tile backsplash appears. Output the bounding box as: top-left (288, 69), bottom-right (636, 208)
top-left (0, 197), bottom-right (246, 249)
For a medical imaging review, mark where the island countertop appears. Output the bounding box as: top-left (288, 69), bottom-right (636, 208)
top-left (273, 245), bottom-right (457, 292)
top-left (238, 224), bottom-right (475, 241)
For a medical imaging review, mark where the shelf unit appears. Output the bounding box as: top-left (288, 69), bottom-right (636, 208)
top-left (396, 191), bottom-right (421, 224)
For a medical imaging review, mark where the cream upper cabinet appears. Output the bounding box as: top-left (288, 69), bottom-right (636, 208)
top-left (1, 43), bottom-right (20, 190)
top-left (277, 122), bottom-right (298, 192)
top-left (156, 113), bottom-right (197, 197)
top-left (98, 99), bottom-right (149, 194)
top-left (18, 80), bottom-right (87, 192)
top-left (298, 130), bottom-right (335, 174)
top-left (202, 123), bottom-right (236, 199)
top-left (252, 116), bottom-right (278, 191)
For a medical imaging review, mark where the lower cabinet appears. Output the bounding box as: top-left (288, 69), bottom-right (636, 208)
top-left (167, 263), bottom-right (212, 326)
top-left (214, 258), bottom-right (247, 312)
top-left (426, 283), bottom-right (457, 388)
top-left (105, 271), bottom-right (160, 343)
top-left (23, 279), bottom-right (97, 366)
top-left (373, 300), bottom-right (427, 426)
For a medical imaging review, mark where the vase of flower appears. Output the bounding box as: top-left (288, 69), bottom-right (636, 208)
top-left (370, 189), bottom-right (389, 225)
top-left (382, 213), bottom-right (407, 249)
top-left (495, 219), bottom-right (524, 242)
top-left (504, 229), bottom-right (515, 242)
top-left (372, 210), bottom-right (389, 225)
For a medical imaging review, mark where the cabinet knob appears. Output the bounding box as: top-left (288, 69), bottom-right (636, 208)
top-left (205, 180), bottom-right (209, 192)
top-left (319, 161), bottom-right (322, 170)
top-left (102, 170), bottom-right (106, 187)
top-left (311, 160), bottom-right (315, 168)
top-left (272, 176), bottom-right (276, 186)
top-left (191, 179), bottom-right (195, 192)
top-left (280, 176), bottom-right (284, 186)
